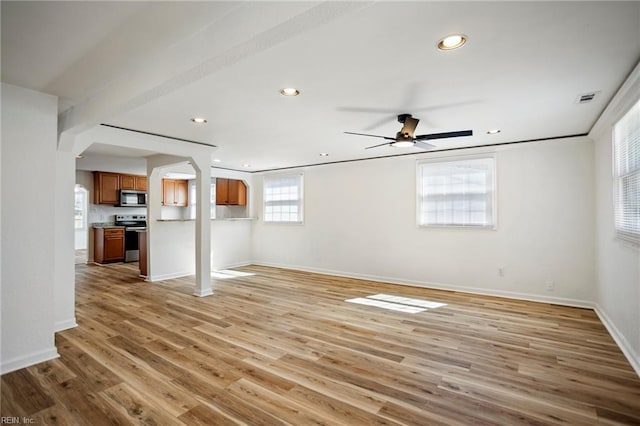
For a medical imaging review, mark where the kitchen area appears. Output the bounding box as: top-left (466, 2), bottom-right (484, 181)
top-left (76, 154), bottom-right (254, 280)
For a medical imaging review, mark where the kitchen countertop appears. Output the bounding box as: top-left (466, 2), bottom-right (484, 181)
top-left (92, 223), bottom-right (125, 228)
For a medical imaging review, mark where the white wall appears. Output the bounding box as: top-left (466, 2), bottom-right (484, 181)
top-left (212, 220), bottom-right (253, 270)
top-left (147, 220), bottom-right (252, 281)
top-left (76, 154), bottom-right (146, 175)
top-left (252, 137), bottom-right (596, 306)
top-left (591, 63), bottom-right (640, 374)
top-left (146, 168), bottom-right (253, 280)
top-left (1, 84), bottom-right (59, 373)
top-left (54, 150), bottom-right (77, 332)
top-left (149, 221), bottom-right (196, 280)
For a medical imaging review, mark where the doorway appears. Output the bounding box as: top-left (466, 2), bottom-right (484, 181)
top-left (74, 185), bottom-right (88, 264)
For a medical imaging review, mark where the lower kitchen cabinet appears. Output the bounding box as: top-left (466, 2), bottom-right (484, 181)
top-left (94, 227), bottom-right (125, 263)
top-left (138, 230), bottom-right (147, 277)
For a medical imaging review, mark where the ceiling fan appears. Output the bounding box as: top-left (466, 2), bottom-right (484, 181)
top-left (344, 113), bottom-right (473, 150)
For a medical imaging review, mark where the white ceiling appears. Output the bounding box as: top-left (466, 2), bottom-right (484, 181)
top-left (2, 1), bottom-right (639, 172)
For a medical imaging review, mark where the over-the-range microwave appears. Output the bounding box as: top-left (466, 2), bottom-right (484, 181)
top-left (118, 190), bottom-right (147, 207)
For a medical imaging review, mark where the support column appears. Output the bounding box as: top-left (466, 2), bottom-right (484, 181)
top-left (191, 154), bottom-right (212, 297)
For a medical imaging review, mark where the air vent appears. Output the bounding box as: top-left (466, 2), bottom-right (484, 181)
top-left (576, 91), bottom-right (600, 104)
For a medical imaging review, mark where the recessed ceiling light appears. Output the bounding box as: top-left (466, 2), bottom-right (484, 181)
top-left (242, 164), bottom-right (251, 168)
top-left (191, 117), bottom-right (207, 124)
top-left (213, 158), bottom-right (221, 163)
top-left (319, 152), bottom-right (329, 157)
top-left (280, 87), bottom-right (300, 96)
top-left (76, 155), bottom-right (84, 159)
top-left (486, 129), bottom-right (501, 134)
top-left (437, 34), bottom-right (467, 51)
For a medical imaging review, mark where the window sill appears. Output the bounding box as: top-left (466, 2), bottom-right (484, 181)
top-left (418, 223), bottom-right (497, 230)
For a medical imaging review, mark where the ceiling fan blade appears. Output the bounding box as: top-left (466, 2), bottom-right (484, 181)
top-left (411, 99), bottom-right (485, 115)
top-left (415, 141), bottom-right (436, 150)
top-left (365, 142), bottom-right (392, 150)
top-left (414, 130), bottom-right (473, 140)
top-left (363, 115), bottom-right (396, 131)
top-left (344, 131), bottom-right (395, 140)
top-left (400, 116), bottom-right (419, 138)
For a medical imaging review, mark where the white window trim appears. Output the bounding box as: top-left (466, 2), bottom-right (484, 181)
top-left (612, 97), bottom-right (640, 246)
top-left (416, 153), bottom-right (497, 230)
top-left (263, 173), bottom-right (304, 225)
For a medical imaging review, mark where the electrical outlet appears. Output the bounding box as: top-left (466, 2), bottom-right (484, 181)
top-left (498, 268), bottom-right (505, 277)
top-left (545, 280), bottom-right (555, 291)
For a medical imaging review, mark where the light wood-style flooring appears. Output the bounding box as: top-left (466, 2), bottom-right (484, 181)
top-left (2, 263), bottom-right (640, 425)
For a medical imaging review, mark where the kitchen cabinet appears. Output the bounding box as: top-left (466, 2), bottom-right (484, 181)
top-left (94, 172), bottom-right (147, 204)
top-left (162, 179), bottom-right (188, 206)
top-left (94, 172), bottom-right (120, 205)
top-left (120, 174), bottom-right (147, 191)
top-left (216, 178), bottom-right (246, 205)
top-left (94, 227), bottom-right (125, 263)
top-left (135, 176), bottom-right (148, 191)
top-left (138, 230), bottom-right (147, 277)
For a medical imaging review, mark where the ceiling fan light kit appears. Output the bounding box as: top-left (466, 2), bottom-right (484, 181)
top-left (391, 141), bottom-right (414, 148)
top-left (344, 113), bottom-right (473, 150)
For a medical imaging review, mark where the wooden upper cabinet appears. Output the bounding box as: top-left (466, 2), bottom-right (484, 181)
top-left (135, 176), bottom-right (148, 191)
top-left (120, 174), bottom-right (136, 190)
top-left (94, 172), bottom-right (148, 205)
top-left (120, 175), bottom-right (148, 191)
top-left (176, 180), bottom-right (188, 206)
top-left (215, 178), bottom-right (229, 205)
top-left (94, 172), bottom-right (120, 205)
top-left (216, 178), bottom-right (246, 205)
top-left (227, 179), bottom-right (246, 205)
top-left (162, 179), bottom-right (188, 207)
top-left (162, 179), bottom-right (176, 205)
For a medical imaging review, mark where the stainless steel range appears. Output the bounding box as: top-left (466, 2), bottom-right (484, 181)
top-left (115, 214), bottom-right (147, 262)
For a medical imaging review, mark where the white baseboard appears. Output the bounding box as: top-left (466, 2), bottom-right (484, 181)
top-left (594, 304), bottom-right (640, 377)
top-left (147, 262), bottom-right (252, 282)
top-left (54, 318), bottom-right (78, 332)
top-left (252, 261), bottom-right (595, 309)
top-left (215, 261), bottom-right (252, 270)
top-left (193, 288), bottom-right (214, 297)
top-left (148, 270), bottom-right (195, 282)
top-left (0, 347), bottom-right (59, 375)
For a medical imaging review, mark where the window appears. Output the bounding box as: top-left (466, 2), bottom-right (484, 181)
top-left (189, 180), bottom-right (216, 219)
top-left (74, 187), bottom-right (87, 230)
top-left (613, 98), bottom-right (640, 243)
top-left (418, 156), bottom-right (496, 228)
top-left (263, 174), bottom-right (303, 223)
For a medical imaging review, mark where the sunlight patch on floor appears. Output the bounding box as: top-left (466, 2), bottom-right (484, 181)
top-left (367, 293), bottom-right (447, 309)
top-left (345, 293), bottom-right (447, 314)
top-left (211, 270), bottom-right (255, 279)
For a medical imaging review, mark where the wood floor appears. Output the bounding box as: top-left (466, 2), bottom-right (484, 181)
top-left (2, 263), bottom-right (640, 425)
